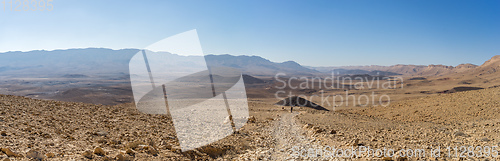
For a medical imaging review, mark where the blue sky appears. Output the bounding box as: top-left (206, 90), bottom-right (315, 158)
top-left (1, 0), bottom-right (499, 66)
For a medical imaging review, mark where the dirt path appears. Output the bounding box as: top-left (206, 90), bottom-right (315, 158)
top-left (238, 111), bottom-right (325, 160)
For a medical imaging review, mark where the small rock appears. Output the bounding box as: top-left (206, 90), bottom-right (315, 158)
top-left (3, 158), bottom-right (11, 161)
top-left (125, 149), bottom-right (135, 156)
top-left (329, 130), bottom-right (337, 134)
top-left (41, 133), bottom-right (51, 138)
top-left (437, 127), bottom-right (447, 132)
top-left (1, 148), bottom-right (21, 157)
top-left (248, 116), bottom-right (256, 123)
top-left (95, 131), bottom-right (108, 136)
top-left (97, 139), bottom-right (107, 144)
top-left (0, 131), bottom-right (6, 136)
top-left (480, 138), bottom-right (491, 142)
top-left (312, 127), bottom-right (323, 134)
top-left (82, 150), bottom-right (93, 159)
top-left (101, 156), bottom-right (113, 161)
top-left (303, 124), bottom-right (313, 129)
top-left (454, 131), bottom-right (467, 137)
top-left (163, 143), bottom-right (173, 150)
top-left (126, 141), bottom-right (145, 150)
top-left (45, 152), bottom-right (55, 158)
top-left (350, 139), bottom-right (360, 146)
top-left (116, 153), bottom-right (131, 161)
top-left (382, 157), bottom-right (392, 160)
top-left (26, 150), bottom-right (44, 160)
top-left (171, 146), bottom-right (181, 153)
top-left (395, 156), bottom-right (407, 161)
top-left (109, 139), bottom-right (121, 145)
top-left (146, 147), bottom-right (158, 156)
top-left (199, 145), bottom-right (224, 158)
top-left (94, 147), bottom-right (106, 156)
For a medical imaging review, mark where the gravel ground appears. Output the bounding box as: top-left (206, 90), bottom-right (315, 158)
top-left (238, 112), bottom-right (326, 160)
top-left (1, 87), bottom-right (499, 160)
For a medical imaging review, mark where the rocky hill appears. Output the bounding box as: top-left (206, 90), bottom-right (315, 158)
top-left (310, 55), bottom-right (498, 76)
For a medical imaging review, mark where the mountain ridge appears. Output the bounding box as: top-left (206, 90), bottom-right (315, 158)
top-left (0, 48), bottom-right (318, 77)
top-left (0, 48), bottom-right (497, 77)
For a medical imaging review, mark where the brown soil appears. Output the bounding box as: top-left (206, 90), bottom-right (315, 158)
top-left (0, 95), bottom-right (278, 160)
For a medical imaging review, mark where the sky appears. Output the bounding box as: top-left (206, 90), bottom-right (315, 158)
top-left (1, 0), bottom-right (499, 66)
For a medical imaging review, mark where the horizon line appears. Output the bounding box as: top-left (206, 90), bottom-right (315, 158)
top-left (1, 47), bottom-right (496, 67)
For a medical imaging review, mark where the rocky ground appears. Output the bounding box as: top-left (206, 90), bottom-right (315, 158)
top-left (295, 87), bottom-right (500, 160)
top-left (237, 112), bottom-right (325, 160)
top-left (238, 87), bottom-right (500, 161)
top-left (0, 95), bottom-right (278, 161)
top-left (1, 87), bottom-right (499, 160)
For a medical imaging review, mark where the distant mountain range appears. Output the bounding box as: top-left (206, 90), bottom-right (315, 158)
top-left (0, 48), bottom-right (138, 77)
top-left (0, 48), bottom-right (498, 78)
top-left (310, 63), bottom-right (485, 77)
top-left (0, 48), bottom-right (318, 78)
top-left (205, 54), bottom-right (319, 76)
